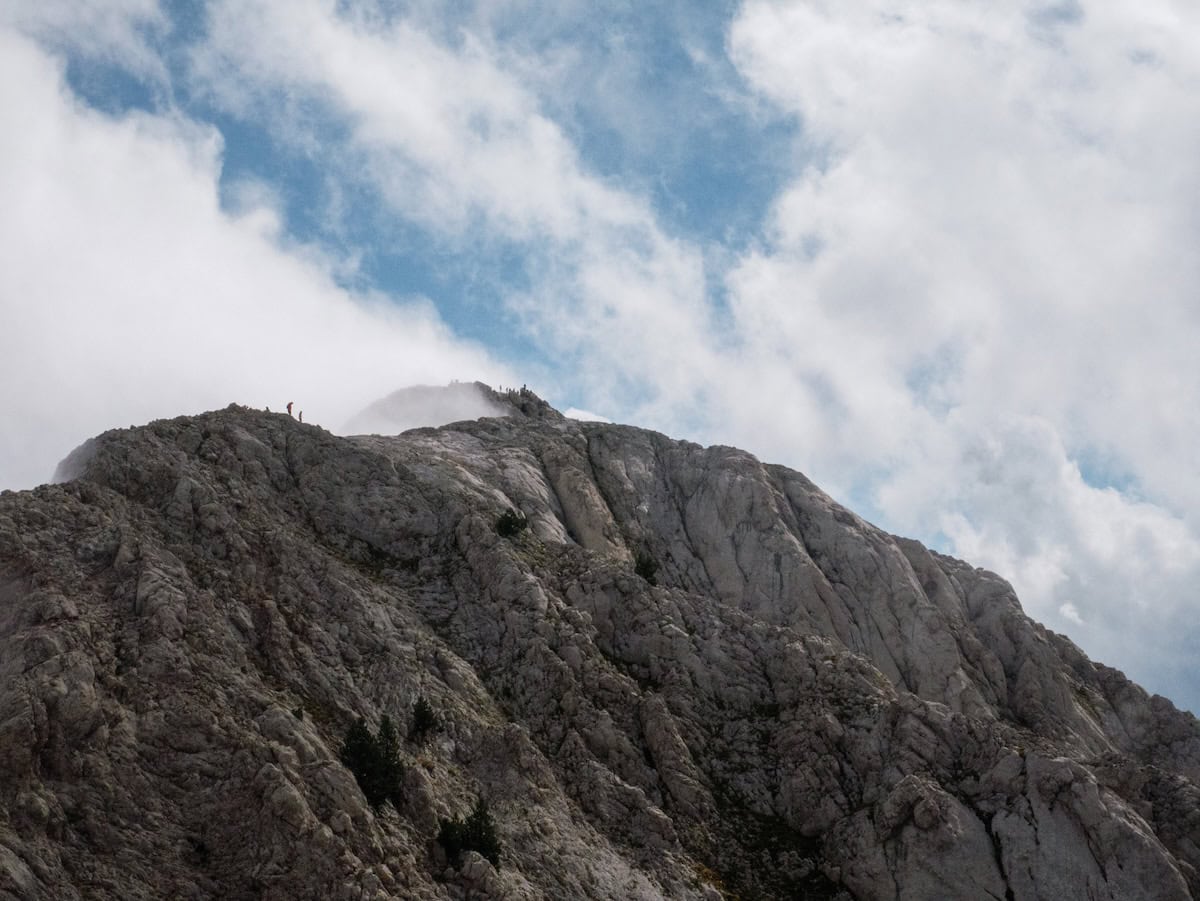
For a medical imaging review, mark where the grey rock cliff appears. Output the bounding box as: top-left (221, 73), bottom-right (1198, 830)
top-left (0, 385), bottom-right (1196, 900)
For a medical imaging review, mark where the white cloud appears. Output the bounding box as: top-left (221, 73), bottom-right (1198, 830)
top-left (0, 28), bottom-right (509, 490)
top-left (721, 0), bottom-right (1200, 708)
top-left (193, 0), bottom-right (648, 241)
top-left (1059, 602), bottom-right (1084, 626)
top-left (563, 407), bottom-right (611, 423)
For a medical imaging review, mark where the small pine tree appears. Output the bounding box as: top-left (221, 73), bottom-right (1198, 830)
top-left (463, 798), bottom-right (501, 867)
top-left (437, 817), bottom-right (464, 863)
top-left (495, 508), bottom-right (528, 537)
top-left (341, 716), bottom-right (404, 810)
top-left (438, 796), bottom-right (502, 869)
top-left (410, 695), bottom-right (439, 742)
top-left (376, 715), bottom-right (401, 774)
top-left (341, 719), bottom-right (375, 787)
top-left (634, 551), bottom-right (658, 586)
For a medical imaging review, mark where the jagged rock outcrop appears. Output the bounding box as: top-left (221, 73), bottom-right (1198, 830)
top-left (0, 384), bottom-right (1197, 899)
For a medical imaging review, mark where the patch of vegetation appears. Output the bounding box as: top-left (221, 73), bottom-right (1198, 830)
top-left (1073, 685), bottom-right (1102, 721)
top-left (634, 550), bottom-right (659, 585)
top-left (299, 696), bottom-right (339, 728)
top-left (187, 836), bottom-right (211, 868)
top-left (495, 508), bottom-right (528, 538)
top-left (410, 695), bottom-right (440, 743)
top-left (693, 861), bottom-right (735, 899)
top-left (700, 786), bottom-right (844, 900)
top-left (341, 716), bottom-right (404, 810)
top-left (753, 701), bottom-right (781, 720)
top-left (330, 536), bottom-right (419, 580)
top-left (438, 797), bottom-right (502, 869)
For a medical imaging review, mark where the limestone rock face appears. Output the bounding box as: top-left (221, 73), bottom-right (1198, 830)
top-left (0, 386), bottom-right (1197, 900)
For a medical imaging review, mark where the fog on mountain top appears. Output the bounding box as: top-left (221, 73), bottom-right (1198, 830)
top-left (343, 383), bottom-right (509, 436)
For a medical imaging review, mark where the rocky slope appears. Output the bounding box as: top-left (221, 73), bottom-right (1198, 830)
top-left (0, 385), bottom-right (1197, 900)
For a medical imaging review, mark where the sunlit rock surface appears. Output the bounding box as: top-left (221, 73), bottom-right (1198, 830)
top-left (1, 387), bottom-right (1196, 899)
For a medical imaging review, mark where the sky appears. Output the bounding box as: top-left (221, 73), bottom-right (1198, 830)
top-left (1, 1), bottom-right (1197, 714)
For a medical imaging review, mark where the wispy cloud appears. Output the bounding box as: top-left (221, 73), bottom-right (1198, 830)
top-left (2, 0), bottom-right (168, 83)
top-left (1059, 602), bottom-right (1084, 626)
top-left (564, 407), bottom-right (612, 423)
top-left (193, 1), bottom-right (646, 240)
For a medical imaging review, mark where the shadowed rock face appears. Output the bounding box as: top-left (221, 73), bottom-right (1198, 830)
top-left (0, 391), bottom-right (1197, 900)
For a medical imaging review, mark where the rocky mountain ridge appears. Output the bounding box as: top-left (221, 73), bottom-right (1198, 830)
top-left (1, 385), bottom-right (1197, 899)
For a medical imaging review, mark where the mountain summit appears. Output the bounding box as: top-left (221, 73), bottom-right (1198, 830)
top-left (1, 391), bottom-right (1197, 899)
